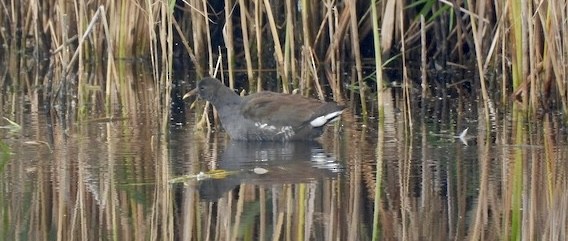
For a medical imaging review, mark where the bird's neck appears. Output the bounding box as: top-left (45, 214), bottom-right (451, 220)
top-left (212, 86), bottom-right (241, 108)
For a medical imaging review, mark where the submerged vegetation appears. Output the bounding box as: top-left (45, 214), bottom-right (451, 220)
top-left (0, 0), bottom-right (567, 117)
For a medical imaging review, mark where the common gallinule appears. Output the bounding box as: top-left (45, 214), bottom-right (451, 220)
top-left (185, 77), bottom-right (344, 141)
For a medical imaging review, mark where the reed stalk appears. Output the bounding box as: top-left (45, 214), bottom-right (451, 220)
top-left (296, 184), bottom-right (306, 241)
top-left (262, 0), bottom-right (286, 92)
top-left (527, 1), bottom-right (537, 112)
top-left (510, 113), bottom-right (525, 241)
top-left (224, 0), bottom-right (236, 89)
top-left (285, 0), bottom-right (296, 87)
top-left (202, 0), bottom-right (214, 75)
top-left (520, 0), bottom-right (529, 110)
top-left (381, 0), bottom-right (395, 61)
top-left (544, 2), bottom-right (568, 112)
top-left (238, 0), bottom-right (254, 86)
top-left (254, 0), bottom-right (263, 91)
top-left (301, 0), bottom-right (311, 48)
top-left (230, 185), bottom-right (245, 241)
top-left (65, 7), bottom-right (104, 75)
top-left (466, 0), bottom-right (490, 122)
top-left (372, 122), bottom-right (384, 241)
top-left (259, 188), bottom-right (266, 240)
top-left (187, 0), bottom-right (205, 75)
top-left (299, 0), bottom-right (311, 96)
top-left (285, 185), bottom-right (292, 239)
top-left (147, 0), bottom-right (159, 86)
top-left (371, 0), bottom-right (384, 118)
top-left (323, 0), bottom-right (342, 101)
top-left (398, 0), bottom-right (412, 129)
top-left (272, 212), bottom-right (284, 241)
top-left (100, 6), bottom-right (118, 114)
top-left (74, 0), bottom-right (85, 87)
top-left (502, 29), bottom-right (507, 105)
top-left (420, 15), bottom-right (427, 97)
top-left (308, 48), bottom-right (325, 100)
top-left (349, 0), bottom-right (366, 118)
top-left (469, 129), bottom-right (491, 240)
top-left (510, 0), bottom-right (525, 107)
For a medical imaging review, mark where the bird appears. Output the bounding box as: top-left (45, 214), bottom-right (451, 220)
top-left (184, 77), bottom-right (344, 141)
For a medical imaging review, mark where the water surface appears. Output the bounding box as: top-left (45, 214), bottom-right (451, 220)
top-left (1, 69), bottom-right (567, 241)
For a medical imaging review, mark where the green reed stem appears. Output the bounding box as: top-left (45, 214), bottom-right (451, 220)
top-left (510, 110), bottom-right (524, 241)
top-left (371, 0), bottom-right (384, 119)
top-left (371, 1), bottom-right (383, 239)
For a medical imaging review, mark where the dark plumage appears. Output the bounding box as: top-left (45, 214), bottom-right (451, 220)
top-left (185, 77), bottom-right (344, 141)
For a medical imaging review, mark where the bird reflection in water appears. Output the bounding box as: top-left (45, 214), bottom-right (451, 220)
top-left (198, 141), bottom-right (342, 201)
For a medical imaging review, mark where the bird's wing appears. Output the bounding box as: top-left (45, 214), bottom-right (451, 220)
top-left (241, 93), bottom-right (324, 128)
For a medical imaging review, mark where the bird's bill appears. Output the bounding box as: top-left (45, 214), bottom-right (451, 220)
top-left (182, 88), bottom-right (198, 100)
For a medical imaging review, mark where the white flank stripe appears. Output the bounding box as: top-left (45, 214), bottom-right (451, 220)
top-left (309, 110), bottom-right (344, 127)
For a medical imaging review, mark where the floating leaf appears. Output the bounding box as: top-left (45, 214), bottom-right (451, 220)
top-left (253, 167), bottom-right (269, 175)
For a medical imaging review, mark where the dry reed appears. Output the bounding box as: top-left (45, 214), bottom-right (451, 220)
top-left (0, 0), bottom-right (567, 122)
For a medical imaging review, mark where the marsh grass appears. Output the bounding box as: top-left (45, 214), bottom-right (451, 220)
top-left (2, 0), bottom-right (567, 117)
